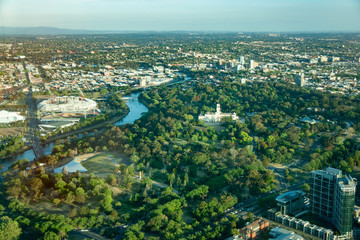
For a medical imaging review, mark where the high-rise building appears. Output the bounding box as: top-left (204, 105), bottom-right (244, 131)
top-left (310, 167), bottom-right (355, 238)
top-left (295, 73), bottom-right (305, 87)
top-left (249, 60), bottom-right (255, 69)
top-left (239, 56), bottom-right (245, 65)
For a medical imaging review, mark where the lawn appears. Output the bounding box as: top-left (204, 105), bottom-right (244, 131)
top-left (0, 127), bottom-right (25, 137)
top-left (80, 152), bottom-right (130, 175)
top-left (174, 138), bottom-right (188, 145)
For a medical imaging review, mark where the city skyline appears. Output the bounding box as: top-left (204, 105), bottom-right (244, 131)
top-left (0, 0), bottom-right (360, 32)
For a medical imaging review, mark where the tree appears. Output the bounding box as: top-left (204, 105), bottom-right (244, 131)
top-left (68, 208), bottom-right (77, 218)
top-left (186, 185), bottom-right (209, 200)
top-left (30, 177), bottom-right (44, 200)
top-left (183, 173), bottom-right (189, 187)
top-left (53, 198), bottom-right (61, 206)
top-left (78, 206), bottom-right (90, 216)
top-left (246, 212), bottom-right (254, 222)
top-left (6, 186), bottom-right (22, 199)
top-left (44, 231), bottom-right (60, 240)
top-left (0, 216), bottom-right (21, 240)
top-left (301, 183), bottom-right (311, 194)
top-left (108, 174), bottom-right (117, 186)
top-left (102, 189), bottom-right (113, 213)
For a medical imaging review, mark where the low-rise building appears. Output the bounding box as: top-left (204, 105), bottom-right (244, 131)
top-left (269, 227), bottom-right (304, 240)
top-left (276, 190), bottom-right (306, 215)
top-left (238, 218), bottom-right (269, 240)
top-left (0, 110), bottom-right (25, 124)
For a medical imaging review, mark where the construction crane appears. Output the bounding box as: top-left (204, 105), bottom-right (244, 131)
top-left (75, 83), bottom-right (90, 118)
top-left (75, 83), bottom-right (85, 98)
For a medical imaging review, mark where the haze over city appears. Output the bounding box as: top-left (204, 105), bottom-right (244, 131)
top-left (1, 0), bottom-right (360, 32)
top-left (1, 0), bottom-right (360, 239)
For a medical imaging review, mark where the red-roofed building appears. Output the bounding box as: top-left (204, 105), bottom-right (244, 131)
top-left (239, 218), bottom-right (269, 240)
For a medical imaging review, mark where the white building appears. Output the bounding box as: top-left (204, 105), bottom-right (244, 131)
top-left (199, 104), bottom-right (238, 122)
top-left (236, 64), bottom-right (244, 71)
top-left (250, 60), bottom-right (255, 69)
top-left (320, 56), bottom-right (328, 62)
top-left (269, 227), bottom-right (304, 240)
top-left (0, 110), bottom-right (25, 124)
top-left (239, 56), bottom-right (245, 65)
top-left (153, 66), bottom-right (164, 73)
top-left (140, 76), bottom-right (151, 87)
top-left (37, 96), bottom-right (97, 113)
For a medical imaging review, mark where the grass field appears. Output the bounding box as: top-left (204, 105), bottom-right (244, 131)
top-left (30, 201), bottom-right (68, 215)
top-left (174, 138), bottom-right (188, 145)
top-left (0, 127), bottom-right (25, 137)
top-left (80, 152), bottom-right (130, 175)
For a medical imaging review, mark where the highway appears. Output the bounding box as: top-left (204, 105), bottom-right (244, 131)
top-left (23, 61), bottom-right (44, 159)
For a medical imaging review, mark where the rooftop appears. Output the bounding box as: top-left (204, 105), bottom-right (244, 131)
top-left (270, 227), bottom-right (304, 240)
top-left (338, 175), bottom-right (356, 191)
top-left (276, 190), bottom-right (305, 204)
top-left (312, 167), bottom-right (342, 178)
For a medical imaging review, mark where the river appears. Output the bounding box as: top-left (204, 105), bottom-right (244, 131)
top-left (1, 92), bottom-right (148, 172)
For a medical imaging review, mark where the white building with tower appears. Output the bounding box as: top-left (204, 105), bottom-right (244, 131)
top-left (199, 104), bottom-right (238, 122)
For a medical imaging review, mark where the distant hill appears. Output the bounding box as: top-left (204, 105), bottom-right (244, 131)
top-left (0, 26), bottom-right (113, 35)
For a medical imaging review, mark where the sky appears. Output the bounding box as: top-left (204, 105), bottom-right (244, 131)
top-left (0, 0), bottom-right (359, 32)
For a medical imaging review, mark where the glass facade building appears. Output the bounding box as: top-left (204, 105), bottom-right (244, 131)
top-left (310, 167), bottom-right (355, 238)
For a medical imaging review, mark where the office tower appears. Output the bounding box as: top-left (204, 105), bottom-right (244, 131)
top-left (249, 60), bottom-right (255, 69)
top-left (239, 56), bottom-right (245, 65)
top-left (310, 167), bottom-right (355, 238)
top-left (295, 73), bottom-right (305, 87)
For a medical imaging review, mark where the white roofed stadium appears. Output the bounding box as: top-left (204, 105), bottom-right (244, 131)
top-left (37, 96), bottom-right (98, 113)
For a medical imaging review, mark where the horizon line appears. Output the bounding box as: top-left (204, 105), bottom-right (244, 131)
top-left (0, 26), bottom-right (360, 35)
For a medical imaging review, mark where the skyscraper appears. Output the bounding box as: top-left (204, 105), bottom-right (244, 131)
top-left (310, 167), bottom-right (355, 238)
top-left (295, 73), bottom-right (305, 87)
top-left (249, 60), bottom-right (255, 70)
top-left (239, 56), bottom-right (245, 65)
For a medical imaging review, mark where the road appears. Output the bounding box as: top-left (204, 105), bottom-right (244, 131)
top-left (68, 229), bottom-right (109, 240)
top-left (23, 61), bottom-right (44, 159)
top-left (0, 100), bottom-right (8, 106)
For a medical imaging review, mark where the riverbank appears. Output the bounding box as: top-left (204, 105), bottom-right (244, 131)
top-left (0, 92), bottom-right (148, 172)
top-left (43, 107), bottom-right (130, 145)
top-left (0, 145), bottom-right (32, 162)
top-left (0, 109), bottom-right (130, 163)
top-left (137, 92), bottom-right (151, 109)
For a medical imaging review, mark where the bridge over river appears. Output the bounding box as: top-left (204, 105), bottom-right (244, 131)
top-left (23, 61), bottom-right (44, 159)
